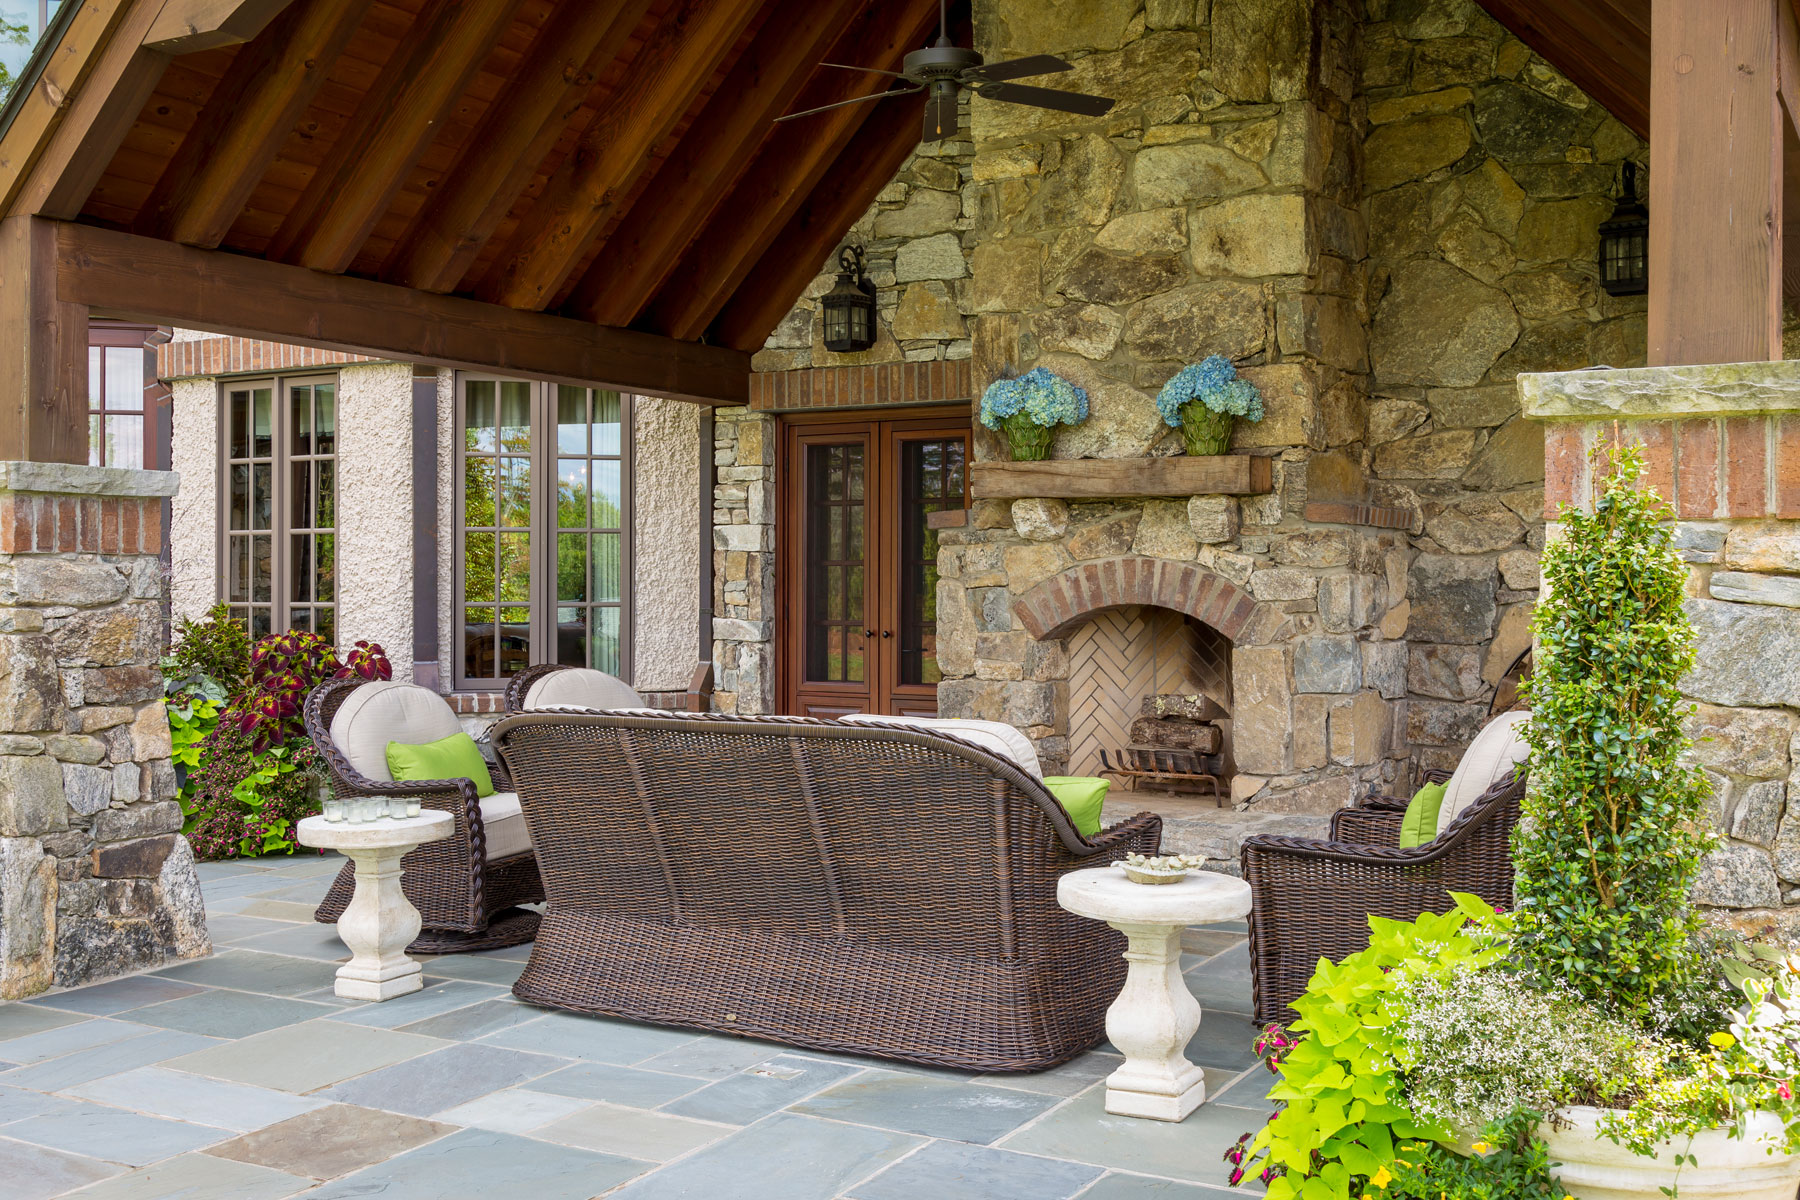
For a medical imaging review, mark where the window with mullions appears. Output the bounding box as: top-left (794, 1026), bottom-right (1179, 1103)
top-left (456, 377), bottom-right (631, 690)
top-left (88, 326), bottom-right (155, 469)
top-left (221, 377), bottom-right (337, 640)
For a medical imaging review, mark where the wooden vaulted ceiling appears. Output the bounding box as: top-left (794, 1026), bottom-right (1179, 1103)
top-left (42, 0), bottom-right (954, 398)
top-left (1474, 0), bottom-right (1649, 138)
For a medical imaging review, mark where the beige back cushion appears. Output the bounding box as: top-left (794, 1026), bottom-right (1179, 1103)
top-left (1436, 709), bottom-right (1531, 838)
top-left (522, 668), bottom-right (643, 711)
top-left (839, 713), bottom-right (1043, 779)
top-left (329, 681), bottom-right (464, 782)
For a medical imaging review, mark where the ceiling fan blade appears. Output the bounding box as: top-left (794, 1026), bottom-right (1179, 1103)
top-left (964, 54), bottom-right (1071, 83)
top-left (971, 81), bottom-right (1114, 117)
top-left (776, 85), bottom-right (921, 123)
top-left (818, 61), bottom-right (912, 81)
top-left (922, 87), bottom-right (960, 142)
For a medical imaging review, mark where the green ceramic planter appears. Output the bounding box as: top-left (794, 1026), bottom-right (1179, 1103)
top-left (1179, 402), bottom-right (1234, 455)
top-left (1003, 412), bottom-right (1054, 461)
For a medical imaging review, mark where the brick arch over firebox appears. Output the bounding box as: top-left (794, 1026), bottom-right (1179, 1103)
top-left (1011, 555), bottom-right (1267, 643)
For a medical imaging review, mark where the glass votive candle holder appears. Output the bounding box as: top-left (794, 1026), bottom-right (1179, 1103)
top-left (386, 797), bottom-right (409, 819)
top-left (321, 797), bottom-right (344, 823)
top-left (404, 797), bottom-right (422, 818)
top-left (354, 797), bottom-right (379, 823)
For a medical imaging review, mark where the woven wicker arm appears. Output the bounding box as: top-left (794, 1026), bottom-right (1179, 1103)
top-left (1329, 805), bottom-right (1404, 845)
top-left (503, 664), bottom-right (566, 714)
top-left (1241, 770), bottom-right (1526, 1026)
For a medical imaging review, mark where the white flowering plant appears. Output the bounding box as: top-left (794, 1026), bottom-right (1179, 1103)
top-left (1154, 354), bottom-right (1265, 426)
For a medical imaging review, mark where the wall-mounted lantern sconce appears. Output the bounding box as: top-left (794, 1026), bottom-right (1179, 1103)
top-left (1598, 161), bottom-right (1649, 297)
top-left (821, 245), bottom-right (877, 353)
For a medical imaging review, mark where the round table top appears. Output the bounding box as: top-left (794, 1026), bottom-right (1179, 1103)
top-left (1058, 865), bottom-right (1252, 926)
top-left (296, 810), bottom-right (454, 851)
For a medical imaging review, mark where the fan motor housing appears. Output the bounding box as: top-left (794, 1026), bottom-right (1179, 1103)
top-left (903, 44), bottom-right (982, 81)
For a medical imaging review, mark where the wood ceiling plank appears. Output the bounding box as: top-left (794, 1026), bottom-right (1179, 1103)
top-left (640, 0), bottom-right (940, 341)
top-left (266, 0), bottom-right (526, 274)
top-left (711, 89), bottom-right (927, 352)
top-left (56, 219), bottom-right (750, 404)
top-left (1474, 0), bottom-right (1649, 136)
top-left (133, 0), bottom-right (374, 247)
top-left (381, 0), bottom-right (656, 293)
top-left (564, 0), bottom-right (865, 325)
top-left (474, 0), bottom-right (764, 311)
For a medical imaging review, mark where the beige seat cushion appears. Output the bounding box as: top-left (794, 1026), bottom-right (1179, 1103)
top-left (839, 713), bottom-right (1043, 779)
top-left (328, 681), bottom-right (463, 783)
top-left (479, 792), bottom-right (532, 861)
top-left (522, 668), bottom-right (642, 711)
top-left (1436, 709), bottom-right (1531, 838)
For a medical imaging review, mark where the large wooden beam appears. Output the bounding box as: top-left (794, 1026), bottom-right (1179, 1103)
top-left (381, 0), bottom-right (656, 294)
top-left (54, 221), bottom-right (748, 405)
top-left (712, 91), bottom-right (927, 351)
top-left (1648, 0), bottom-right (1784, 365)
top-left (135, 0), bottom-right (374, 248)
top-left (474, 0), bottom-right (763, 311)
top-left (641, 0), bottom-right (940, 341)
top-left (0, 218), bottom-right (89, 463)
top-left (143, 0), bottom-right (293, 54)
top-left (0, 0), bottom-right (135, 218)
top-left (1474, 0), bottom-right (1649, 137)
top-left (264, 0), bottom-right (524, 274)
top-left (565, 0), bottom-right (864, 326)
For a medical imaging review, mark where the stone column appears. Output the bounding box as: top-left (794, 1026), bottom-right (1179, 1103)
top-left (1522, 362), bottom-right (1800, 929)
top-left (0, 462), bottom-right (208, 999)
top-left (711, 410), bottom-right (776, 714)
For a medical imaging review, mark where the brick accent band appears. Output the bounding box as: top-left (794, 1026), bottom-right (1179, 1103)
top-left (1011, 555), bottom-right (1264, 643)
top-left (1544, 415), bottom-right (1800, 520)
top-left (749, 359), bottom-right (973, 411)
top-left (1, 494), bottom-right (163, 555)
top-left (159, 336), bottom-right (383, 381)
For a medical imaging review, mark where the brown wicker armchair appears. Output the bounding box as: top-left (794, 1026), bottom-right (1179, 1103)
top-left (307, 678), bottom-right (545, 952)
top-left (1240, 766), bottom-right (1527, 1026)
top-left (491, 709), bottom-right (1163, 1073)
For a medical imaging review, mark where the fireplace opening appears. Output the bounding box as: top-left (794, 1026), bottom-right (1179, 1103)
top-left (1065, 605), bottom-right (1233, 803)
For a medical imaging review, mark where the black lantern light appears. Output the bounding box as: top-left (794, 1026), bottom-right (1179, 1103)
top-left (821, 245), bottom-right (877, 353)
top-left (1597, 161), bottom-right (1649, 297)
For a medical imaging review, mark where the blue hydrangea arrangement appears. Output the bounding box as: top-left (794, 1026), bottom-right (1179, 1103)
top-left (1155, 354), bottom-right (1264, 455)
top-left (979, 366), bottom-right (1089, 460)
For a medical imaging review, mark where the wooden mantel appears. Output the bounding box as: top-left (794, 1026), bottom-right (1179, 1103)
top-left (969, 456), bottom-right (1273, 501)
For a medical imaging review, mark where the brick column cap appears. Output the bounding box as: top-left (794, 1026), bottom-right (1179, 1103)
top-left (1521, 361), bottom-right (1800, 421)
top-left (0, 462), bottom-right (180, 499)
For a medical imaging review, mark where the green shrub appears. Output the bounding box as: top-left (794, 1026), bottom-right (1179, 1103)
top-left (1382, 1108), bottom-right (1565, 1200)
top-left (1513, 444), bottom-right (1714, 1012)
top-left (164, 602), bottom-right (251, 696)
top-left (182, 722), bottom-right (322, 860)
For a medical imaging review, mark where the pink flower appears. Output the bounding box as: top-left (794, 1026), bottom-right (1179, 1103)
top-left (1780, 1082), bottom-right (1793, 1102)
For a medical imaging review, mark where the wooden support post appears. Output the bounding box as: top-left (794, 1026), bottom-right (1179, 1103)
top-left (1648, 0), bottom-right (1785, 365)
top-left (0, 217), bottom-right (88, 464)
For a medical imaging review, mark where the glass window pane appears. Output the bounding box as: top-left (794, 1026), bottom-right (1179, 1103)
top-left (465, 607), bottom-right (494, 679)
top-left (316, 459), bottom-right (335, 531)
top-left (314, 384), bottom-right (336, 456)
top-left (104, 347), bottom-right (142, 411)
top-left (499, 382), bottom-right (531, 452)
top-left (104, 415), bottom-right (143, 469)
top-left (465, 380), bottom-right (496, 452)
top-left (229, 391), bottom-right (250, 459)
top-left (228, 537), bottom-right (249, 602)
top-left (252, 389), bottom-right (273, 458)
top-left (317, 532), bottom-right (335, 602)
top-left (251, 608), bottom-right (271, 638)
top-left (499, 456), bottom-right (531, 528)
top-left (291, 386), bottom-right (312, 457)
top-left (463, 532), bottom-right (495, 602)
top-left (291, 534), bottom-right (313, 602)
top-left (289, 607), bottom-right (312, 633)
top-left (499, 606), bottom-right (530, 676)
top-left (848, 446), bottom-right (864, 500)
top-left (558, 533), bottom-right (586, 603)
top-left (498, 532), bottom-right (530, 603)
top-left (556, 605), bottom-right (585, 667)
top-left (316, 606), bottom-right (335, 645)
top-left (590, 606), bottom-right (620, 674)
top-left (464, 458), bottom-right (496, 527)
top-left (230, 464), bottom-right (249, 531)
top-left (592, 391), bottom-right (621, 456)
top-left (290, 460), bottom-right (312, 530)
top-left (591, 460), bottom-right (621, 529)
top-left (88, 347), bottom-right (101, 406)
top-left (558, 459), bottom-right (587, 529)
top-left (252, 534), bottom-right (272, 602)
top-left (557, 387), bottom-right (586, 455)
top-left (251, 463), bottom-right (272, 530)
top-left (590, 533), bottom-right (620, 603)
top-left (88, 415), bottom-right (103, 467)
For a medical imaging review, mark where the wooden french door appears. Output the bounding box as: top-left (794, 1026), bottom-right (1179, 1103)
top-left (780, 410), bottom-right (970, 718)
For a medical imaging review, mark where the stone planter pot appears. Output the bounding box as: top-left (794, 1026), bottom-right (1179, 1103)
top-left (1001, 412), bottom-right (1053, 461)
top-left (1178, 402), bottom-right (1233, 455)
top-left (1539, 1105), bottom-right (1800, 1200)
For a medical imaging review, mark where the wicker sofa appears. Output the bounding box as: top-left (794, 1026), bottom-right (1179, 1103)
top-left (1240, 711), bottom-right (1531, 1026)
top-left (491, 709), bottom-right (1163, 1073)
top-left (307, 678), bottom-right (546, 951)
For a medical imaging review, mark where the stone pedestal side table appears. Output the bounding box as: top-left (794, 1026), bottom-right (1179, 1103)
top-left (297, 812), bottom-right (453, 1002)
top-left (1057, 866), bottom-right (1253, 1121)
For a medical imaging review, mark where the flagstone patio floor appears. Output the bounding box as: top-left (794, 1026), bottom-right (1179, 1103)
top-left (1, 853), bottom-right (1269, 1199)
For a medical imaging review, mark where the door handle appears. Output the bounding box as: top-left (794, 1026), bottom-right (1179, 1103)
top-left (864, 628), bottom-right (876, 638)
top-left (881, 630), bottom-right (892, 638)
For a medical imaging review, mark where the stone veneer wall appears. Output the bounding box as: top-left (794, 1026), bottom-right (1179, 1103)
top-left (0, 463), bottom-right (208, 999)
top-left (710, 411), bottom-right (776, 715)
top-left (1525, 363), bottom-right (1800, 930)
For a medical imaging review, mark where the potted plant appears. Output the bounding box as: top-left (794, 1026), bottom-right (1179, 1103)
top-left (1226, 447), bottom-right (1800, 1200)
top-left (1155, 354), bottom-right (1264, 455)
top-left (978, 365), bottom-right (1088, 461)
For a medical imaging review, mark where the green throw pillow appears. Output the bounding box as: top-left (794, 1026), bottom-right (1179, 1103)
top-left (386, 732), bottom-right (495, 798)
top-left (1398, 781), bottom-right (1447, 849)
top-left (1041, 775), bottom-right (1109, 838)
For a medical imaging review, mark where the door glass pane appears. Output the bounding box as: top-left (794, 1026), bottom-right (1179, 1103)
top-left (290, 460), bottom-right (312, 529)
top-left (557, 387), bottom-right (586, 455)
top-left (591, 606), bottom-right (621, 674)
top-left (465, 606), bottom-right (495, 679)
top-left (291, 534), bottom-right (313, 601)
top-left (499, 606), bottom-right (531, 675)
top-left (558, 533), bottom-right (586, 603)
top-left (229, 391), bottom-right (250, 458)
top-left (317, 532), bottom-right (335, 602)
top-left (557, 460), bottom-right (587, 528)
top-left (498, 532), bottom-right (530, 603)
top-left (252, 389), bottom-right (273, 457)
top-left (230, 464), bottom-right (249, 531)
top-left (314, 384), bottom-right (336, 456)
top-left (803, 442), bottom-right (866, 684)
top-left (464, 457), bottom-right (496, 527)
top-left (316, 606), bottom-right (335, 644)
top-left (465, 381), bottom-right (496, 452)
top-left (592, 391), bottom-right (622, 456)
top-left (499, 456), bottom-right (531, 528)
top-left (464, 532), bottom-right (495, 601)
top-left (556, 605), bottom-right (585, 667)
top-left (291, 386), bottom-right (312, 456)
top-left (316, 460), bottom-right (335, 530)
top-left (252, 534), bottom-right (272, 602)
top-left (591, 533), bottom-right (620, 602)
top-left (104, 348), bottom-right (142, 411)
top-left (499, 382), bottom-right (531, 451)
top-left (228, 537), bottom-right (249, 602)
top-left (591, 460), bottom-right (621, 527)
top-left (899, 437), bottom-right (967, 686)
top-left (251, 464), bottom-right (271, 530)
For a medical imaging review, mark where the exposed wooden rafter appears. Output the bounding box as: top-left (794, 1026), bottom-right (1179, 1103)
top-left (56, 221), bottom-right (750, 405)
top-left (642, 0), bottom-right (942, 341)
top-left (143, 0), bottom-right (293, 55)
top-left (475, 0), bottom-right (765, 311)
top-left (133, 0), bottom-right (373, 248)
top-left (263, 0), bottom-right (524, 273)
top-left (564, 0), bottom-right (864, 326)
top-left (1474, 0), bottom-right (1649, 137)
top-left (381, 0), bottom-right (657, 294)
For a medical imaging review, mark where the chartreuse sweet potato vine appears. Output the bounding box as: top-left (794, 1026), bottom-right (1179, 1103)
top-left (1231, 897), bottom-right (1510, 1200)
top-left (1513, 444), bottom-right (1713, 1013)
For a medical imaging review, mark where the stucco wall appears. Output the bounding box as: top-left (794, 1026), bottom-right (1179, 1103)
top-left (167, 377), bottom-right (218, 627)
top-left (631, 397), bottom-right (702, 692)
top-left (335, 363), bottom-right (416, 681)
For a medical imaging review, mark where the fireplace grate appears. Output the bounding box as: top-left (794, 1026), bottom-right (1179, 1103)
top-left (1098, 747), bottom-right (1225, 802)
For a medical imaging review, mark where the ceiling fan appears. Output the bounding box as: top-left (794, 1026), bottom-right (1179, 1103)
top-left (776, 0), bottom-right (1116, 143)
